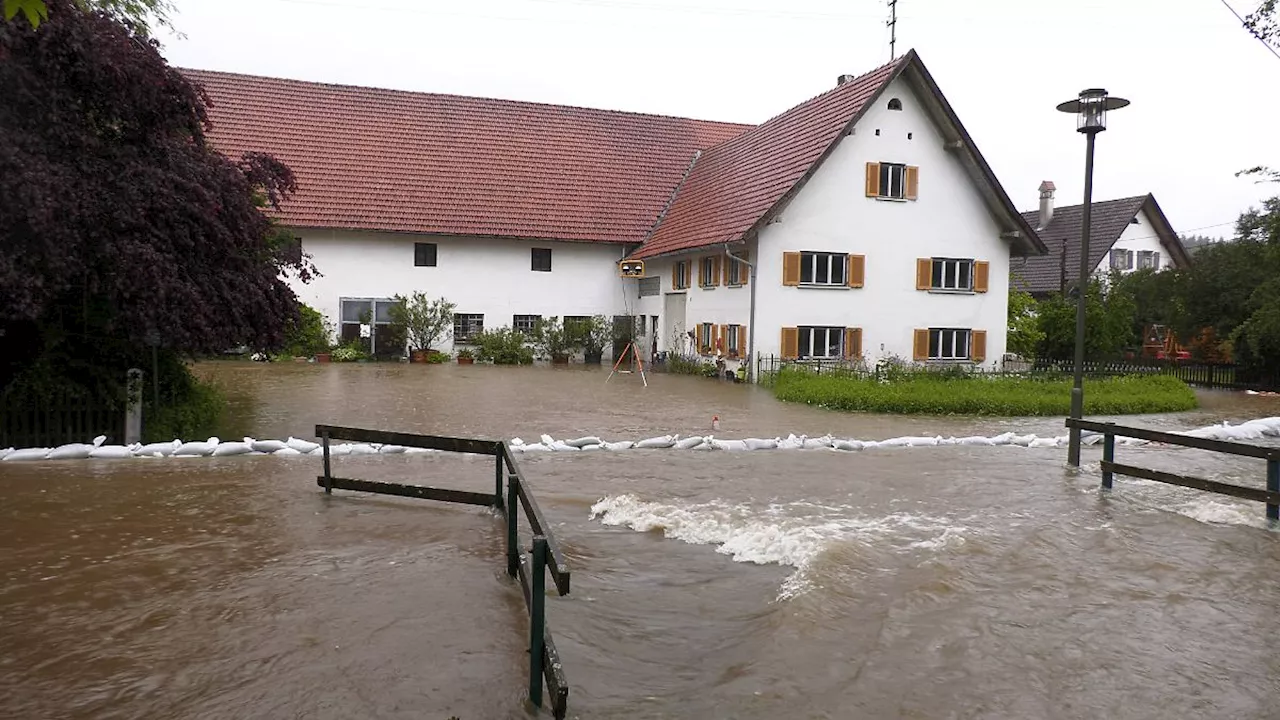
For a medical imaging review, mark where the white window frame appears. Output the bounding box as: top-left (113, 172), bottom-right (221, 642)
top-left (453, 313), bottom-right (484, 343)
top-left (699, 257), bottom-right (716, 287)
top-left (675, 261), bottom-right (690, 290)
top-left (699, 323), bottom-right (714, 354)
top-left (725, 324), bottom-right (741, 355)
top-left (878, 162), bottom-right (907, 199)
top-left (727, 254), bottom-right (745, 286)
top-left (928, 328), bottom-right (971, 361)
top-left (930, 257), bottom-right (975, 292)
top-left (797, 326), bottom-right (844, 359)
top-left (799, 251), bottom-right (847, 286)
top-left (513, 314), bottom-right (540, 336)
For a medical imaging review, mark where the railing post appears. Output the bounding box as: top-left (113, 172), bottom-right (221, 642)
top-left (495, 448), bottom-right (504, 508)
top-left (322, 429), bottom-right (332, 494)
top-left (1267, 458), bottom-right (1279, 523)
top-left (1102, 424), bottom-right (1115, 490)
top-left (507, 474), bottom-right (519, 578)
top-left (530, 536), bottom-right (547, 708)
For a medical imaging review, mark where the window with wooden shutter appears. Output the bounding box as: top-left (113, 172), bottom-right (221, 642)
top-left (905, 166), bottom-right (919, 200)
top-left (781, 327), bottom-right (799, 359)
top-left (973, 261), bottom-right (990, 293)
top-left (915, 258), bottom-right (932, 290)
top-left (865, 162), bottom-right (880, 197)
top-left (671, 262), bottom-right (678, 290)
top-left (843, 328), bottom-right (862, 359)
top-left (782, 252), bottom-right (801, 286)
top-left (847, 254), bottom-right (865, 288)
top-left (912, 329), bottom-right (929, 361)
top-left (971, 330), bottom-right (987, 363)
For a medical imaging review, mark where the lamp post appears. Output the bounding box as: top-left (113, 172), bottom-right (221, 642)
top-left (1056, 88), bottom-right (1129, 467)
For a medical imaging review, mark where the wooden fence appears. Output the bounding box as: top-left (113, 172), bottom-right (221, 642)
top-left (0, 392), bottom-right (124, 448)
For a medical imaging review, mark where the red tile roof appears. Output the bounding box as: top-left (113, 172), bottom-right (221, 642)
top-left (184, 70), bottom-right (749, 243)
top-left (631, 56), bottom-right (906, 259)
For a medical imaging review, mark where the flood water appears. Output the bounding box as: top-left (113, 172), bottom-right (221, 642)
top-left (3, 361), bottom-right (1280, 719)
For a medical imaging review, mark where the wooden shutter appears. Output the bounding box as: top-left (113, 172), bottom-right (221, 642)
top-left (865, 162), bottom-right (881, 197)
top-left (847, 254), bottom-right (865, 288)
top-left (915, 258), bottom-right (932, 290)
top-left (722, 256), bottom-right (730, 286)
top-left (711, 257), bottom-right (721, 287)
top-left (738, 325), bottom-right (748, 357)
top-left (718, 324), bottom-right (727, 352)
top-left (905, 166), bottom-right (919, 200)
top-left (782, 252), bottom-right (801, 286)
top-left (912, 329), bottom-right (929, 361)
top-left (973, 261), bottom-right (990, 293)
top-left (781, 327), bottom-right (799, 360)
top-left (843, 328), bottom-right (862, 360)
top-left (740, 251), bottom-right (749, 286)
top-left (971, 330), bottom-right (987, 363)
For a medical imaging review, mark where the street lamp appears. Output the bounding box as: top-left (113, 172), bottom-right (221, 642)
top-left (1056, 88), bottom-right (1129, 467)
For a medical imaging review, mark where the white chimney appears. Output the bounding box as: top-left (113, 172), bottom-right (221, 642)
top-left (1038, 180), bottom-right (1056, 229)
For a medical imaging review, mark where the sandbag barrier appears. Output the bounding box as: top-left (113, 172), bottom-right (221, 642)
top-left (3, 417), bottom-right (1279, 462)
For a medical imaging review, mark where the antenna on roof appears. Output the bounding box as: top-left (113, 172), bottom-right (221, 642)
top-left (887, 0), bottom-right (898, 60)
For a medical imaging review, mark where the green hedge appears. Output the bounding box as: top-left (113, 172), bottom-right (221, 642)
top-left (772, 368), bottom-right (1198, 416)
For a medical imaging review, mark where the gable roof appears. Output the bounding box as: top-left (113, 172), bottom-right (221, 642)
top-left (184, 69), bottom-right (749, 244)
top-left (630, 49), bottom-right (1045, 260)
top-left (1010, 193), bottom-right (1190, 294)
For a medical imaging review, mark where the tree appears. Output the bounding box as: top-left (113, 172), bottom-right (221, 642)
top-left (1245, 0), bottom-right (1277, 45)
top-left (1006, 281), bottom-right (1043, 359)
top-left (388, 292), bottom-right (456, 352)
top-left (1, 1), bottom-right (311, 401)
top-left (3, 0), bottom-right (174, 32)
top-left (1035, 276), bottom-right (1136, 360)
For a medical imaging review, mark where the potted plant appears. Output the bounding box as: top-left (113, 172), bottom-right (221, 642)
top-left (579, 315), bottom-right (611, 365)
top-left (389, 292), bottom-right (457, 363)
top-left (456, 348), bottom-right (475, 365)
top-left (534, 316), bottom-right (573, 364)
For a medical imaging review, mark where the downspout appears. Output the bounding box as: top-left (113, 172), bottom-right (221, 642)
top-left (724, 243), bottom-right (758, 383)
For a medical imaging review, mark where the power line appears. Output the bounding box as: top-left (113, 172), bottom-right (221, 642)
top-left (1216, 0), bottom-right (1280, 61)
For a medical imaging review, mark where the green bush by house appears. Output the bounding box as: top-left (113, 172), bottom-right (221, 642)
top-left (771, 368), bottom-right (1198, 416)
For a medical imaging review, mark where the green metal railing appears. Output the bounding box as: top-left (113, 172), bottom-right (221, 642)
top-left (315, 424), bottom-right (571, 718)
top-left (1065, 418), bottom-right (1280, 523)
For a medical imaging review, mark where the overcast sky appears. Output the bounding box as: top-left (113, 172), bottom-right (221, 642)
top-left (160, 0), bottom-right (1278, 240)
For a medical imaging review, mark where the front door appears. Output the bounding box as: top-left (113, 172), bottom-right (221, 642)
top-left (662, 293), bottom-right (687, 357)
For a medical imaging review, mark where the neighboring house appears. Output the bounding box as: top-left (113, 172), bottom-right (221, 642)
top-left (1010, 182), bottom-right (1191, 298)
top-left (189, 48), bottom-right (1045, 372)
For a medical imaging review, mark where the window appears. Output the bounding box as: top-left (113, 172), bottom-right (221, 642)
top-left (725, 324), bottom-right (741, 355)
top-left (1137, 250), bottom-right (1161, 269)
top-left (887, 98), bottom-right (903, 111)
top-left (797, 326), bottom-right (844, 359)
top-left (727, 252), bottom-right (747, 286)
top-left (638, 277), bottom-right (660, 297)
top-left (699, 256), bottom-right (720, 287)
top-left (698, 322), bottom-right (715, 354)
top-left (799, 251), bottom-right (847, 286)
top-left (673, 260), bottom-right (690, 290)
top-left (531, 248), bottom-right (552, 272)
top-left (1110, 249), bottom-right (1134, 270)
top-left (878, 162), bottom-right (907, 199)
top-left (513, 314), bottom-right (540, 336)
top-left (930, 258), bottom-right (974, 291)
top-left (453, 313), bottom-right (484, 342)
top-left (414, 242), bottom-right (437, 267)
top-left (928, 328), bottom-right (970, 361)
top-left (340, 297), bottom-right (400, 356)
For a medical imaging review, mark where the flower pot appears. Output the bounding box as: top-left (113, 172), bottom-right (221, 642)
top-left (457, 357), bottom-right (475, 365)
top-left (410, 349), bottom-right (430, 364)
top-left (314, 353), bottom-right (331, 363)
top-left (551, 354), bottom-right (570, 365)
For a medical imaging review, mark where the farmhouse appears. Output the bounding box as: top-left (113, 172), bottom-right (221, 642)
top-left (189, 49), bottom-right (1046, 374)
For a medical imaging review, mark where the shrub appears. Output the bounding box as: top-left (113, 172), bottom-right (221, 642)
top-left (330, 343), bottom-right (368, 362)
top-left (281, 303), bottom-right (333, 358)
top-left (665, 353), bottom-right (707, 376)
top-left (144, 372), bottom-right (226, 443)
top-left (772, 368), bottom-right (1197, 416)
top-left (473, 327), bottom-right (534, 365)
top-left (388, 292), bottom-right (456, 352)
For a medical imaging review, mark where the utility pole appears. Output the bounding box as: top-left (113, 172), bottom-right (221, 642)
top-left (887, 0), bottom-right (898, 60)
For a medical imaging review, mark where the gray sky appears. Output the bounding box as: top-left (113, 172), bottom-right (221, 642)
top-left (162, 0), bottom-right (1278, 240)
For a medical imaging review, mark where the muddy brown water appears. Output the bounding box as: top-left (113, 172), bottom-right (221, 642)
top-left (3, 362), bottom-right (1280, 719)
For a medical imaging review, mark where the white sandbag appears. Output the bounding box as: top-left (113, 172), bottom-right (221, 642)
top-left (711, 438), bottom-right (748, 451)
top-left (903, 436), bottom-right (940, 447)
top-left (286, 437), bottom-right (320, 454)
top-left (832, 439), bottom-right (863, 451)
top-left (989, 432), bottom-right (1016, 446)
top-left (581, 444), bottom-right (602, 451)
top-left (522, 443), bottom-right (551, 452)
top-left (1220, 424), bottom-right (1265, 441)
top-left (1029, 437), bottom-right (1060, 448)
top-left (510, 437), bottom-right (525, 446)
top-left (549, 442), bottom-right (581, 452)
top-left (174, 437), bottom-right (219, 456)
top-left (744, 438), bottom-right (778, 451)
top-left (564, 436), bottom-right (602, 448)
top-left (91, 435), bottom-right (106, 447)
top-left (0, 448), bottom-right (12, 461)
top-left (326, 444), bottom-right (353, 456)
top-left (1079, 432), bottom-right (1104, 446)
top-left (957, 436), bottom-right (995, 446)
top-left (602, 440), bottom-right (634, 451)
top-left (48, 443), bottom-right (94, 460)
top-left (250, 439), bottom-right (287, 453)
top-left (1241, 420), bottom-right (1280, 437)
top-left (635, 435), bottom-right (676, 449)
top-left (878, 437), bottom-right (912, 448)
top-left (860, 440), bottom-right (880, 450)
top-left (776, 434), bottom-right (804, 450)
top-left (273, 447), bottom-right (303, 456)
top-left (348, 443), bottom-right (377, 455)
top-left (134, 440), bottom-right (180, 457)
top-left (378, 444), bottom-right (407, 454)
top-left (212, 441), bottom-right (254, 457)
top-left (1120, 437), bottom-right (1150, 446)
top-left (90, 445), bottom-right (134, 459)
top-left (3, 447), bottom-right (51, 461)
top-left (674, 436), bottom-right (705, 450)
top-left (540, 434), bottom-right (556, 446)
top-left (802, 435), bottom-right (833, 449)
top-left (937, 436), bottom-right (958, 446)
top-left (1009, 434), bottom-right (1037, 447)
